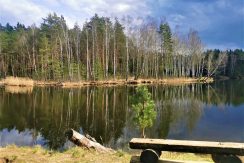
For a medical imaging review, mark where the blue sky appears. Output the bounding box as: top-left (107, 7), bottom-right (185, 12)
top-left (0, 0), bottom-right (243, 49)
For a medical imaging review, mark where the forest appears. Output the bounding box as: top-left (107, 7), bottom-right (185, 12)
top-left (0, 13), bottom-right (243, 81)
top-left (206, 49), bottom-right (244, 79)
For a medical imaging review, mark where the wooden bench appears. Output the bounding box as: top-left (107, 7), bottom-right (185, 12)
top-left (129, 138), bottom-right (244, 163)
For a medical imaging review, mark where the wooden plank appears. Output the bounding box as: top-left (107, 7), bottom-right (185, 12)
top-left (129, 138), bottom-right (244, 155)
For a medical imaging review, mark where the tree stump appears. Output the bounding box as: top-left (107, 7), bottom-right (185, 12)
top-left (140, 149), bottom-right (161, 163)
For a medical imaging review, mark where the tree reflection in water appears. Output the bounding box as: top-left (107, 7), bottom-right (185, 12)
top-left (0, 80), bottom-right (243, 150)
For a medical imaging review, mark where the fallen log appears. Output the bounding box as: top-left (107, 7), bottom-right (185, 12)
top-left (65, 129), bottom-right (114, 153)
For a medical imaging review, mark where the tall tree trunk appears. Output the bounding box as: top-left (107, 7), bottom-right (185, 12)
top-left (86, 29), bottom-right (89, 80)
top-left (92, 24), bottom-right (95, 81)
top-left (76, 30), bottom-right (80, 80)
top-left (126, 36), bottom-right (129, 80)
top-left (113, 28), bottom-right (116, 80)
top-left (105, 20), bottom-right (108, 79)
top-left (58, 36), bottom-right (64, 80)
top-left (31, 26), bottom-right (37, 75)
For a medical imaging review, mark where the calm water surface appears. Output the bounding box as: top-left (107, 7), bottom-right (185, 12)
top-left (0, 80), bottom-right (244, 150)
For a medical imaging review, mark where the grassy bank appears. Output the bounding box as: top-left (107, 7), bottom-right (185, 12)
top-left (0, 145), bottom-right (216, 163)
top-left (0, 145), bottom-right (130, 163)
top-left (0, 76), bottom-right (214, 88)
top-left (2, 76), bottom-right (34, 86)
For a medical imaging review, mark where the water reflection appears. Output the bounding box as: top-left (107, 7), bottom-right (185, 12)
top-left (0, 128), bottom-right (45, 147)
top-left (5, 86), bottom-right (33, 94)
top-left (0, 80), bottom-right (243, 150)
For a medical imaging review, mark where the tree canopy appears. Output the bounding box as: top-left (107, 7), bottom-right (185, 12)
top-left (0, 13), bottom-right (243, 80)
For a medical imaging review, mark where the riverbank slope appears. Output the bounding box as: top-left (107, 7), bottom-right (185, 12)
top-left (0, 76), bottom-right (214, 88)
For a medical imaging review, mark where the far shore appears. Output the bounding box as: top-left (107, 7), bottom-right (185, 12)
top-left (0, 76), bottom-right (214, 88)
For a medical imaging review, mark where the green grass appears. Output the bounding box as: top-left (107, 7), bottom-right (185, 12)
top-left (0, 145), bottom-right (218, 163)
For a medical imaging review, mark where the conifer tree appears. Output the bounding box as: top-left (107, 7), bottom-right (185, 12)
top-left (131, 86), bottom-right (156, 138)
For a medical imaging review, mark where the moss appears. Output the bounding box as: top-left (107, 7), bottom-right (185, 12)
top-left (67, 148), bottom-right (85, 158)
top-left (115, 149), bottom-right (125, 157)
top-left (5, 155), bottom-right (18, 161)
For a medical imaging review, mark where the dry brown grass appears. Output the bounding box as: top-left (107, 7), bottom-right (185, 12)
top-left (0, 145), bottom-right (130, 163)
top-left (37, 79), bottom-right (126, 88)
top-left (35, 80), bottom-right (60, 86)
top-left (60, 81), bottom-right (84, 88)
top-left (0, 79), bottom-right (4, 85)
top-left (0, 145), bottom-right (221, 163)
top-left (161, 152), bottom-right (213, 162)
top-left (126, 77), bottom-right (213, 86)
top-left (2, 76), bottom-right (213, 88)
top-left (3, 76), bottom-right (34, 86)
top-left (53, 78), bottom-right (213, 88)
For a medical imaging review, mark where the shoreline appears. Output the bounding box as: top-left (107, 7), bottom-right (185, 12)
top-left (0, 77), bottom-right (214, 88)
top-left (0, 145), bottom-right (215, 163)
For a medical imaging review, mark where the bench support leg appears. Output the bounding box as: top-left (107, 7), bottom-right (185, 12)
top-left (140, 149), bottom-right (161, 163)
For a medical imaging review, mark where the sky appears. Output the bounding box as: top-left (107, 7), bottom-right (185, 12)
top-left (0, 0), bottom-right (243, 49)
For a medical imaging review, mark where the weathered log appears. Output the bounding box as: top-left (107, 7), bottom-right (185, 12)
top-left (65, 129), bottom-right (113, 153)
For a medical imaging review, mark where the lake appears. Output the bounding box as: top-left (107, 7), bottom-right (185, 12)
top-left (0, 80), bottom-right (244, 150)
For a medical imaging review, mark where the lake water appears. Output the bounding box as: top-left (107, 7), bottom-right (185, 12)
top-left (0, 80), bottom-right (244, 150)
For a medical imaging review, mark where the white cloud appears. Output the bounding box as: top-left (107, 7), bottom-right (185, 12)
top-left (188, 3), bottom-right (211, 31)
top-left (0, 0), bottom-right (152, 27)
top-left (0, 0), bottom-right (49, 25)
top-left (216, 0), bottom-right (231, 8)
top-left (206, 43), bottom-right (243, 50)
top-left (168, 14), bottom-right (186, 29)
top-left (236, 6), bottom-right (244, 16)
top-left (0, 0), bottom-right (242, 49)
top-left (115, 3), bottom-right (131, 13)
